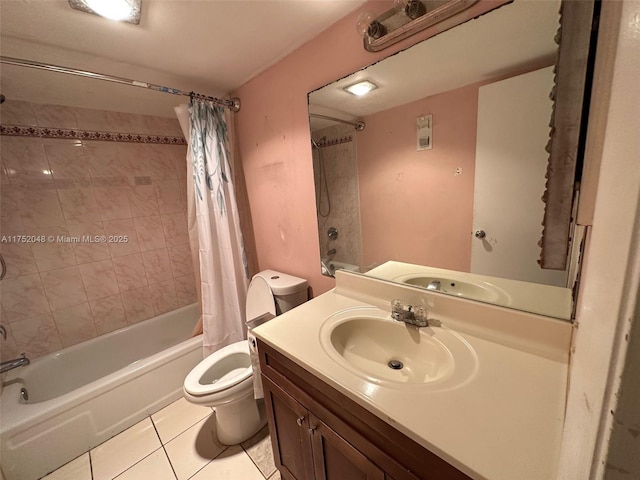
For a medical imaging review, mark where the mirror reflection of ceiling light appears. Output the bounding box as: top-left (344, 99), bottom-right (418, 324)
top-left (68, 0), bottom-right (142, 24)
top-left (344, 80), bottom-right (379, 97)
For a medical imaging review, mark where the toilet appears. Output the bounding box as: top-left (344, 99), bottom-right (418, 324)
top-left (183, 270), bottom-right (308, 445)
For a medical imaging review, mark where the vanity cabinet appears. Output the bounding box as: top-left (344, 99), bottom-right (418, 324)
top-left (258, 340), bottom-right (472, 480)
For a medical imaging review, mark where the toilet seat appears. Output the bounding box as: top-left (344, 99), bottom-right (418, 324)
top-left (183, 342), bottom-right (252, 397)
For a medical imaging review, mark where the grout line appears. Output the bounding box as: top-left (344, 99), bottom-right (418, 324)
top-left (150, 417), bottom-right (179, 480)
top-left (88, 450), bottom-right (94, 480)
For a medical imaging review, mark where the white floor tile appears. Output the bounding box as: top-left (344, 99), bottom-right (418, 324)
top-left (40, 453), bottom-right (91, 480)
top-left (164, 415), bottom-right (226, 480)
top-left (90, 418), bottom-right (162, 480)
top-left (152, 397), bottom-right (213, 444)
top-left (189, 445), bottom-right (264, 480)
top-left (114, 448), bottom-right (176, 480)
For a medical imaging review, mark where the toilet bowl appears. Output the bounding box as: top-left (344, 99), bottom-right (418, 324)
top-left (183, 270), bottom-right (308, 445)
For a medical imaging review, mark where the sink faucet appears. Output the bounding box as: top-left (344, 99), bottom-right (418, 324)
top-left (1, 353), bottom-right (30, 374)
top-left (391, 300), bottom-right (429, 327)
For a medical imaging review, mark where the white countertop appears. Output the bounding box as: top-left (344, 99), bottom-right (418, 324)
top-left (253, 271), bottom-right (571, 480)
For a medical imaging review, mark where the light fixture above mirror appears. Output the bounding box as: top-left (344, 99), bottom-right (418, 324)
top-left (358, 0), bottom-right (481, 52)
top-left (68, 0), bottom-right (141, 24)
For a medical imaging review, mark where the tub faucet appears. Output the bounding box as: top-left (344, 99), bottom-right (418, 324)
top-left (391, 300), bottom-right (429, 327)
top-left (1, 353), bottom-right (30, 374)
top-left (427, 280), bottom-right (441, 291)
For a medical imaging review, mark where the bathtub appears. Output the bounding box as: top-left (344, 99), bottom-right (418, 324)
top-left (0, 303), bottom-right (203, 480)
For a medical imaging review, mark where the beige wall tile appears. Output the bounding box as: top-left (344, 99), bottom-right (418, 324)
top-left (52, 303), bottom-right (96, 347)
top-left (94, 186), bottom-right (133, 221)
top-left (128, 185), bottom-right (159, 217)
top-left (103, 219), bottom-right (140, 257)
top-left (162, 212), bottom-right (189, 246)
top-left (2, 273), bottom-right (50, 322)
top-left (112, 253), bottom-right (148, 291)
top-left (78, 259), bottom-right (120, 300)
top-left (10, 313), bottom-right (62, 359)
top-left (58, 187), bottom-right (101, 225)
top-left (174, 275), bottom-right (198, 307)
top-left (142, 248), bottom-right (172, 284)
top-left (44, 140), bottom-right (89, 180)
top-left (33, 104), bottom-right (78, 129)
top-left (90, 294), bottom-right (128, 335)
top-left (0, 243), bottom-right (38, 278)
top-left (1, 100), bottom-right (37, 126)
top-left (121, 287), bottom-right (155, 324)
top-left (134, 215), bottom-right (166, 251)
top-left (41, 266), bottom-right (88, 311)
top-left (68, 222), bottom-right (111, 264)
top-left (149, 279), bottom-right (177, 315)
top-left (167, 243), bottom-right (193, 278)
top-left (13, 188), bottom-right (65, 228)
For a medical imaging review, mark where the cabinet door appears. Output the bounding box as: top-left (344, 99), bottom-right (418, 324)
top-left (309, 413), bottom-right (385, 480)
top-left (263, 376), bottom-right (315, 480)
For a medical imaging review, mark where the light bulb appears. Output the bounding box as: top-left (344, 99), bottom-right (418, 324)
top-left (356, 11), bottom-right (375, 37)
top-left (85, 0), bottom-right (133, 21)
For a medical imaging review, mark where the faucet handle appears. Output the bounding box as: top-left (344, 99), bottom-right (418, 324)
top-left (413, 306), bottom-right (429, 327)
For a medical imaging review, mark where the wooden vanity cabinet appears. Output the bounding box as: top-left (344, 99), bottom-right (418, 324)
top-left (258, 340), bottom-right (472, 480)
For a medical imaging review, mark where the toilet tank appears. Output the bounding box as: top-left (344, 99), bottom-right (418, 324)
top-left (255, 270), bottom-right (308, 314)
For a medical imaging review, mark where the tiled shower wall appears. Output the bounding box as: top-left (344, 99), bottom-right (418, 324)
top-left (0, 100), bottom-right (197, 361)
top-left (312, 123), bottom-right (362, 270)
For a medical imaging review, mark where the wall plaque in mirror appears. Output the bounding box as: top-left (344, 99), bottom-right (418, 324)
top-left (308, 0), bottom-right (595, 320)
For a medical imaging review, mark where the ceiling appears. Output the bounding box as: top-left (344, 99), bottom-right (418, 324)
top-left (0, 0), bottom-right (366, 117)
top-left (309, 0), bottom-right (560, 129)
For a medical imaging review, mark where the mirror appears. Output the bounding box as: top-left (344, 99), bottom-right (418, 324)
top-left (308, 0), bottom-right (579, 319)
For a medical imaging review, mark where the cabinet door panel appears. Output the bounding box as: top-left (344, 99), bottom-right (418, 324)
top-left (310, 414), bottom-right (385, 480)
top-left (263, 376), bottom-right (315, 480)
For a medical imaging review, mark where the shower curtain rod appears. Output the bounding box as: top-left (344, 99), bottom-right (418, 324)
top-left (0, 56), bottom-right (241, 112)
top-left (309, 113), bottom-right (365, 131)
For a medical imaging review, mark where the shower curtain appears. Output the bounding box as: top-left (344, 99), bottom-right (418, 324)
top-left (175, 100), bottom-right (249, 357)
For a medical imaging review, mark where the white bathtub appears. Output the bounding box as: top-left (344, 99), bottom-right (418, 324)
top-left (0, 303), bottom-right (203, 480)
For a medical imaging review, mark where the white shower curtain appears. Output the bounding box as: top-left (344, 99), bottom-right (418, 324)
top-left (175, 100), bottom-right (249, 357)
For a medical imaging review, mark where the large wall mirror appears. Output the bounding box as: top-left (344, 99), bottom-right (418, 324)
top-left (308, 0), bottom-right (590, 320)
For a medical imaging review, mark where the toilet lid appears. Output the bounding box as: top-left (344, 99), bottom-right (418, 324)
top-left (246, 275), bottom-right (276, 323)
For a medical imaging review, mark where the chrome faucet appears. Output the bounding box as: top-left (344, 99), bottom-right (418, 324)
top-left (391, 300), bottom-right (429, 327)
top-left (426, 280), bottom-right (441, 291)
top-left (1, 353), bottom-right (30, 374)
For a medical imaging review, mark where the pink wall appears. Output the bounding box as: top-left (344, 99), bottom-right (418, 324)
top-left (232, 1), bottom-right (509, 296)
top-left (358, 83), bottom-right (479, 271)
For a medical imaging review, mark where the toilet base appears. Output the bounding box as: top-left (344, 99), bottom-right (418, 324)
top-left (215, 395), bottom-right (266, 445)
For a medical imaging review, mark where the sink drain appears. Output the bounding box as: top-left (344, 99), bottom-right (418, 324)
top-left (388, 359), bottom-right (404, 370)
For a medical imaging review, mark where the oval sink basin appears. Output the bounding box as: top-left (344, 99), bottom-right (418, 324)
top-left (320, 308), bottom-right (477, 388)
top-left (402, 276), bottom-right (507, 303)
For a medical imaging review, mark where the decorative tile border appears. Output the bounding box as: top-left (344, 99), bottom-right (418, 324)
top-left (0, 125), bottom-right (187, 145)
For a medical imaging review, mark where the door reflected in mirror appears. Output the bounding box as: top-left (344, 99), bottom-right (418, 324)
top-left (308, 0), bottom-right (580, 320)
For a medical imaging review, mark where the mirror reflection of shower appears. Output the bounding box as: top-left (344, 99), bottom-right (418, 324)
top-left (312, 135), bottom-right (330, 217)
top-left (310, 122), bottom-right (364, 277)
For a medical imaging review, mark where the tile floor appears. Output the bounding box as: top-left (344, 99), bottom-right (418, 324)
top-left (39, 398), bottom-right (281, 480)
